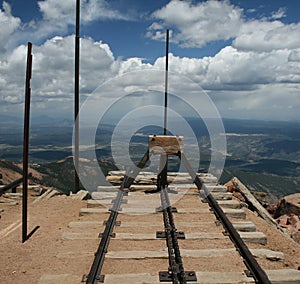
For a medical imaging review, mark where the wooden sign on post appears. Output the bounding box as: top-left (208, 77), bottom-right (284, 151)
top-left (148, 135), bottom-right (184, 155)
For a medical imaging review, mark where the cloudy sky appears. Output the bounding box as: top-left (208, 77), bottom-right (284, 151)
top-left (1, 0), bottom-right (300, 122)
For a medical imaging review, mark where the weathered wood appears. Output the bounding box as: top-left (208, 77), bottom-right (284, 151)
top-left (148, 135), bottom-right (184, 155)
top-left (79, 207), bottom-right (247, 217)
top-left (32, 189), bottom-right (53, 204)
top-left (231, 177), bottom-right (288, 234)
top-left (97, 185), bottom-right (120, 191)
top-left (104, 248), bottom-right (283, 261)
top-left (63, 231), bottom-right (265, 244)
top-left (70, 189), bottom-right (89, 200)
top-left (38, 270), bottom-right (300, 284)
top-left (105, 171), bottom-right (218, 185)
top-left (92, 192), bottom-right (118, 199)
top-left (266, 269), bottom-right (300, 283)
top-left (238, 232), bottom-right (267, 245)
top-left (217, 200), bottom-right (241, 209)
top-left (37, 274), bottom-right (81, 284)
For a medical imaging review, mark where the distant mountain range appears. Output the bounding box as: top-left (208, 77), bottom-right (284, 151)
top-left (0, 117), bottom-right (299, 198)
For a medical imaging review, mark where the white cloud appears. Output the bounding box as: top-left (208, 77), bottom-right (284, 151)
top-left (0, 35), bottom-right (119, 116)
top-left (2, 0), bottom-right (132, 54)
top-left (0, 0), bottom-right (299, 122)
top-left (38, 0), bottom-right (130, 25)
top-left (1, 34), bottom-right (299, 121)
top-left (0, 2), bottom-right (21, 53)
top-left (148, 0), bottom-right (300, 53)
top-left (288, 49), bottom-right (300, 62)
top-left (270, 7), bottom-right (286, 20)
top-left (148, 0), bottom-right (243, 47)
top-left (234, 21), bottom-right (300, 52)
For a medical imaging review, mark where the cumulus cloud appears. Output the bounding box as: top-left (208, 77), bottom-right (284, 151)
top-left (1, 31), bottom-right (299, 120)
top-left (147, 0), bottom-right (243, 47)
top-left (270, 7), bottom-right (286, 20)
top-left (0, 2), bottom-right (21, 53)
top-left (38, 0), bottom-right (130, 24)
top-left (0, 35), bottom-right (120, 115)
top-left (288, 49), bottom-right (300, 62)
top-left (148, 0), bottom-right (300, 53)
top-left (234, 21), bottom-right (300, 52)
top-left (3, 0), bottom-right (132, 53)
top-left (0, 1), bottom-right (299, 121)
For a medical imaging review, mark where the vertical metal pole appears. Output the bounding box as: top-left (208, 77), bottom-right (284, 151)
top-left (163, 29), bottom-right (169, 136)
top-left (22, 42), bottom-right (32, 243)
top-left (74, 0), bottom-right (80, 193)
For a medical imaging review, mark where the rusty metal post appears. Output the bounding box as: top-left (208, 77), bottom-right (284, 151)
top-left (22, 42), bottom-right (32, 243)
top-left (163, 29), bottom-right (169, 136)
top-left (74, 0), bottom-right (80, 193)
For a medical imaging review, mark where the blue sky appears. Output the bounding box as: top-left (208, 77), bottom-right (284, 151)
top-left (1, 0), bottom-right (300, 121)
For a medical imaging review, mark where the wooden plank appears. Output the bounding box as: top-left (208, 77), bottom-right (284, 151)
top-left (97, 185), bottom-right (120, 191)
top-left (79, 207), bottom-right (246, 217)
top-left (238, 232), bottom-right (267, 245)
top-left (102, 272), bottom-right (253, 284)
top-left (231, 221), bottom-right (256, 232)
top-left (101, 270), bottom-right (300, 284)
top-left (148, 135), bottom-right (184, 155)
top-left (67, 220), bottom-right (256, 232)
top-left (37, 270), bottom-right (300, 284)
top-left (105, 248), bottom-right (283, 260)
top-left (61, 232), bottom-right (225, 240)
top-left (217, 200), bottom-right (241, 209)
top-left (91, 192), bottom-right (117, 200)
top-left (267, 269), bottom-right (300, 283)
top-left (38, 274), bottom-right (81, 284)
top-left (231, 178), bottom-right (285, 232)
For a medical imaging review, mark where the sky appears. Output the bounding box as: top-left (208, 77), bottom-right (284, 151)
top-left (0, 0), bottom-right (300, 122)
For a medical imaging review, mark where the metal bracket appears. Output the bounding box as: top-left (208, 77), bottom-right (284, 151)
top-left (109, 208), bottom-right (122, 212)
top-left (81, 274), bottom-right (105, 282)
top-left (177, 231), bottom-right (185, 239)
top-left (215, 220), bottom-right (222, 226)
top-left (222, 231), bottom-right (229, 236)
top-left (245, 270), bottom-right (253, 277)
top-left (159, 271), bottom-right (172, 282)
top-left (111, 199), bottom-right (127, 204)
top-left (99, 232), bottom-right (116, 238)
top-left (103, 220), bottom-right (121, 226)
top-left (156, 231), bottom-right (165, 238)
top-left (156, 231), bottom-right (185, 239)
top-left (156, 207), bottom-right (177, 213)
top-left (159, 271), bottom-right (197, 282)
top-left (185, 271), bottom-right (197, 281)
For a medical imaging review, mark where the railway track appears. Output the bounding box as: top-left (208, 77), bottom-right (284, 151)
top-left (62, 169), bottom-right (300, 284)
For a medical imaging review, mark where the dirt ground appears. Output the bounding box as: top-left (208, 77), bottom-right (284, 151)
top-left (0, 189), bottom-right (300, 284)
top-left (0, 194), bottom-right (87, 284)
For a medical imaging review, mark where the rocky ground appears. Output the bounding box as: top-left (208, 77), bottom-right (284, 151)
top-left (226, 180), bottom-right (300, 244)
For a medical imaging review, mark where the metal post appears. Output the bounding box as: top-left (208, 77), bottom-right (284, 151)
top-left (163, 29), bottom-right (169, 136)
top-left (74, 0), bottom-right (80, 193)
top-left (22, 42), bottom-right (32, 243)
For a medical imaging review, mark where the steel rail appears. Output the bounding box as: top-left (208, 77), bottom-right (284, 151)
top-left (85, 184), bottom-right (124, 284)
top-left (85, 151), bottom-right (150, 283)
top-left (180, 152), bottom-right (271, 284)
